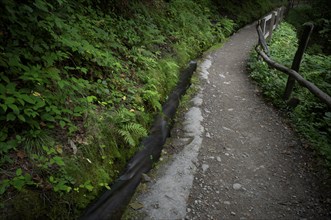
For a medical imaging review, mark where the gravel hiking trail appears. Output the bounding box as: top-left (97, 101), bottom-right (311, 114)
top-left (126, 23), bottom-right (331, 220)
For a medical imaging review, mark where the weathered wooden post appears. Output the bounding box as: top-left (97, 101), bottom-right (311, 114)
top-left (280, 7), bottom-right (284, 21)
top-left (257, 23), bottom-right (270, 56)
top-left (275, 8), bottom-right (281, 29)
top-left (267, 12), bottom-right (276, 41)
top-left (283, 23), bottom-right (314, 100)
top-left (261, 18), bottom-right (266, 36)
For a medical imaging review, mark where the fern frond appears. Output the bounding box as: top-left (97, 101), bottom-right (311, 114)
top-left (126, 123), bottom-right (148, 138)
top-left (143, 90), bottom-right (162, 111)
top-left (113, 108), bottom-right (135, 124)
top-left (118, 123), bottom-right (147, 147)
top-left (118, 129), bottom-right (136, 147)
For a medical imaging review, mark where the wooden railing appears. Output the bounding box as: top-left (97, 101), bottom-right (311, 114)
top-left (259, 7), bottom-right (285, 40)
top-left (255, 8), bottom-right (331, 108)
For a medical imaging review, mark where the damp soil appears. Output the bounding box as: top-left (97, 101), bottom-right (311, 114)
top-left (124, 23), bottom-right (331, 220)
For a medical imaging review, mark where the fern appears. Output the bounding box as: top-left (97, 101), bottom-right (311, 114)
top-left (113, 108), bottom-right (135, 124)
top-left (118, 123), bottom-right (147, 147)
top-left (118, 129), bottom-right (136, 147)
top-left (142, 90), bottom-right (162, 111)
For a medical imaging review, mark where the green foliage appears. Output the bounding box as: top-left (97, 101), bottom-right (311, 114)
top-left (213, 0), bottom-right (285, 27)
top-left (286, 1), bottom-right (331, 54)
top-left (0, 169), bottom-right (34, 194)
top-left (0, 0), bottom-right (275, 218)
top-left (110, 107), bottom-right (148, 152)
top-left (249, 22), bottom-right (331, 165)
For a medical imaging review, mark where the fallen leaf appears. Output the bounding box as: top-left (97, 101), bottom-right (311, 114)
top-left (69, 139), bottom-right (78, 154)
top-left (56, 145), bottom-right (63, 154)
top-left (16, 150), bottom-right (26, 159)
top-left (130, 202), bottom-right (144, 210)
top-left (141, 173), bottom-right (152, 183)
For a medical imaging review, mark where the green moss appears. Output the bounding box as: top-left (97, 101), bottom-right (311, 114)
top-left (7, 191), bottom-right (44, 219)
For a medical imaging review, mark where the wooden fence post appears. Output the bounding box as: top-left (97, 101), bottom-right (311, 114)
top-left (280, 7), bottom-right (284, 21)
top-left (261, 18), bottom-right (266, 36)
top-left (275, 8), bottom-right (281, 29)
top-left (267, 12), bottom-right (276, 41)
top-left (283, 23), bottom-right (314, 100)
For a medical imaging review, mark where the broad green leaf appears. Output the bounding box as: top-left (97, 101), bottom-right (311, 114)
top-left (12, 178), bottom-right (25, 190)
top-left (6, 113), bottom-right (16, 121)
top-left (0, 75), bottom-right (10, 83)
top-left (8, 104), bottom-right (19, 114)
top-left (6, 83), bottom-right (16, 93)
top-left (34, 100), bottom-right (45, 110)
top-left (17, 115), bottom-right (26, 122)
top-left (58, 80), bottom-right (66, 89)
top-left (41, 113), bottom-right (55, 122)
top-left (87, 96), bottom-right (96, 103)
top-left (49, 176), bottom-right (54, 182)
top-left (80, 67), bottom-right (88, 74)
top-left (21, 94), bottom-right (35, 104)
top-left (16, 98), bottom-right (24, 106)
top-left (0, 179), bottom-right (10, 194)
top-left (59, 120), bottom-right (66, 128)
top-left (5, 97), bottom-right (15, 104)
top-left (74, 106), bottom-right (84, 113)
top-left (0, 104), bottom-right (7, 112)
top-left (16, 168), bottom-right (22, 176)
top-left (84, 183), bottom-right (94, 191)
top-left (46, 67), bottom-right (61, 80)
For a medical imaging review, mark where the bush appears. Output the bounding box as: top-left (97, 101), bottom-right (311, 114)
top-left (286, 0), bottom-right (331, 54)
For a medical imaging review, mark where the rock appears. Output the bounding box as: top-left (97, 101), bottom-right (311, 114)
top-left (224, 201), bottom-right (231, 205)
top-left (217, 156), bottom-right (222, 162)
top-left (206, 132), bottom-right (211, 138)
top-left (152, 203), bottom-right (160, 209)
top-left (233, 183), bottom-right (242, 190)
top-left (142, 173), bottom-right (152, 182)
top-left (130, 202), bottom-right (144, 210)
top-left (231, 211), bottom-right (236, 216)
top-left (202, 164), bottom-right (209, 173)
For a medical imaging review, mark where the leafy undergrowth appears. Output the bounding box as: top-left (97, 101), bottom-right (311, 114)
top-left (248, 22), bottom-right (331, 167)
top-left (0, 0), bottom-right (282, 219)
top-left (285, 1), bottom-right (331, 55)
top-left (214, 0), bottom-right (286, 27)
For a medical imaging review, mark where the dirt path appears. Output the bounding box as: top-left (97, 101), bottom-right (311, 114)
top-left (126, 23), bottom-right (331, 219)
